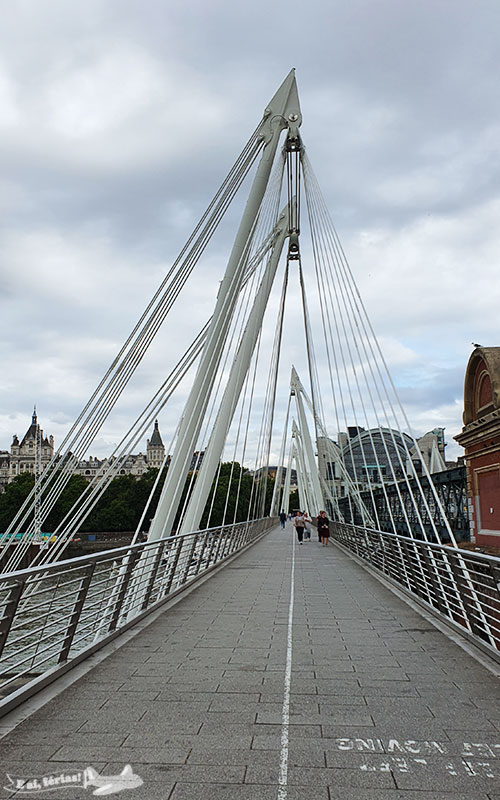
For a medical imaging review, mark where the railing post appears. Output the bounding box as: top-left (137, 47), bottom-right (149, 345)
top-left (58, 563), bottom-right (96, 663)
top-left (180, 535), bottom-right (199, 585)
top-left (193, 530), bottom-right (210, 575)
top-left (141, 541), bottom-right (167, 611)
top-left (446, 551), bottom-right (495, 642)
top-left (212, 528), bottom-right (226, 564)
top-left (0, 580), bottom-right (24, 660)
top-left (383, 533), bottom-right (412, 591)
top-left (383, 535), bottom-right (399, 583)
top-left (490, 565), bottom-right (500, 597)
top-left (217, 527), bottom-right (229, 560)
top-left (237, 522), bottom-right (249, 549)
top-left (206, 530), bottom-right (219, 567)
top-left (399, 539), bottom-right (423, 597)
top-left (108, 550), bottom-right (141, 632)
top-left (415, 545), bottom-right (449, 615)
top-left (235, 522), bottom-right (247, 550)
top-left (163, 536), bottom-right (184, 595)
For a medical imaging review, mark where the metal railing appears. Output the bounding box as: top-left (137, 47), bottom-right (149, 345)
top-left (332, 522), bottom-right (500, 658)
top-left (0, 517), bottom-right (275, 714)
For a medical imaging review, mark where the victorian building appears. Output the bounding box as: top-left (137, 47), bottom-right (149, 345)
top-left (146, 420), bottom-right (165, 468)
top-left (0, 408), bottom-right (55, 490)
top-left (0, 413), bottom-right (166, 491)
top-left (455, 346), bottom-right (500, 546)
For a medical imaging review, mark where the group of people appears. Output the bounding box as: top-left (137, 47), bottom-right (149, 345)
top-left (279, 509), bottom-right (330, 546)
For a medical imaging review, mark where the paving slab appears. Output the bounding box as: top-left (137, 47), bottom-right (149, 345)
top-left (0, 525), bottom-right (498, 799)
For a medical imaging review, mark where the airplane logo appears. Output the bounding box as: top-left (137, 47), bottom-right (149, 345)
top-left (4, 765), bottom-right (143, 796)
top-left (85, 765), bottom-right (143, 796)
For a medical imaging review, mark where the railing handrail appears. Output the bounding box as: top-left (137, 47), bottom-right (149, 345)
top-left (332, 520), bottom-right (500, 660)
top-left (0, 518), bottom-right (258, 582)
top-left (0, 517), bottom-right (277, 716)
top-left (342, 521), bottom-right (500, 565)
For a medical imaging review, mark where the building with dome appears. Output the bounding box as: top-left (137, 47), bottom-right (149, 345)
top-left (319, 425), bottom-right (448, 495)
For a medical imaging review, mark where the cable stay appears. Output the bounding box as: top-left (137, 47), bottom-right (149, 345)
top-left (289, 367), bottom-right (375, 526)
top-left (2, 70), bottom-right (469, 597)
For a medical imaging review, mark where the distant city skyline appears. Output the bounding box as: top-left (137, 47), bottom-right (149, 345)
top-left (0, 409), bottom-right (167, 491)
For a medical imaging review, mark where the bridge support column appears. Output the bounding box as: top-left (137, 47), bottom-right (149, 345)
top-left (179, 211), bottom-right (289, 535)
top-left (145, 72), bottom-right (301, 546)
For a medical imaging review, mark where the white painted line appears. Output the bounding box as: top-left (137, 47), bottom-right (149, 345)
top-left (277, 531), bottom-right (295, 800)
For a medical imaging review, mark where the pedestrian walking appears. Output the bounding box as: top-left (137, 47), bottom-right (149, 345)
top-left (279, 510), bottom-right (287, 529)
top-left (293, 512), bottom-right (305, 544)
top-left (303, 510), bottom-right (311, 540)
top-left (317, 510), bottom-right (330, 546)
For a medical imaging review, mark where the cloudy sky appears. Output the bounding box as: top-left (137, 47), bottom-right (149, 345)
top-left (1, 0), bottom-right (499, 463)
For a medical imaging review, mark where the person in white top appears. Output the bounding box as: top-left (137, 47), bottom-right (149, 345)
top-left (302, 510), bottom-right (311, 541)
top-left (292, 512), bottom-right (305, 544)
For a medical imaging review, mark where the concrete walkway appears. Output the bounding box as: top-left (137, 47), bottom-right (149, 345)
top-left (0, 525), bottom-right (499, 799)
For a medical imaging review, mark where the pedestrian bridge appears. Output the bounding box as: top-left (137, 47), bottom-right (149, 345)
top-left (1, 71), bottom-right (499, 798)
top-left (0, 524), bottom-right (499, 800)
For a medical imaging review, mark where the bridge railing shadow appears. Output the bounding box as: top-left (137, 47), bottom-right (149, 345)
top-left (332, 522), bottom-right (500, 659)
top-left (0, 517), bottom-right (276, 716)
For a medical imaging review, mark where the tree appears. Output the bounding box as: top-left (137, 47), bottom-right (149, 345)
top-left (199, 462), bottom-right (256, 529)
top-left (288, 488), bottom-right (299, 511)
top-left (0, 473), bottom-right (35, 531)
top-left (0, 460), bottom-right (280, 537)
top-left (44, 475), bottom-right (89, 532)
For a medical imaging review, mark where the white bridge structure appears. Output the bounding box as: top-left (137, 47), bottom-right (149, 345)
top-left (0, 72), bottom-right (498, 714)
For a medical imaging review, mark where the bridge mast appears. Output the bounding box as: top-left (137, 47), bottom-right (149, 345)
top-left (179, 208), bottom-right (290, 535)
top-left (146, 71), bottom-right (302, 543)
top-left (290, 368), bottom-right (324, 515)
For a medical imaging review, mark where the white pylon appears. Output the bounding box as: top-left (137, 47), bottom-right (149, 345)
top-left (291, 420), bottom-right (316, 514)
top-left (292, 368), bottom-right (375, 527)
top-left (270, 392), bottom-right (292, 517)
top-left (179, 207), bottom-right (289, 535)
top-left (292, 427), bottom-right (309, 513)
top-left (145, 72), bottom-right (302, 545)
top-left (33, 414), bottom-right (42, 544)
top-left (290, 367), bottom-right (323, 515)
top-left (281, 430), bottom-right (295, 515)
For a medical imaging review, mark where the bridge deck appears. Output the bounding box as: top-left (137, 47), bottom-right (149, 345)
top-left (1, 526), bottom-right (499, 799)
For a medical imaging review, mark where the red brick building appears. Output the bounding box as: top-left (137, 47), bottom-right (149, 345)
top-left (455, 347), bottom-right (500, 547)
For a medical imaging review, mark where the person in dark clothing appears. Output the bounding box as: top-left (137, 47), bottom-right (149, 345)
top-left (317, 510), bottom-right (330, 546)
top-left (279, 510), bottom-right (287, 528)
top-left (293, 512), bottom-right (305, 544)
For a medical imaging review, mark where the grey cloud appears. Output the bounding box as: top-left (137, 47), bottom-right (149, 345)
top-left (1, 0), bottom-right (499, 457)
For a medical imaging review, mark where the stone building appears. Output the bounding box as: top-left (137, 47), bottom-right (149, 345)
top-left (0, 414), bottom-right (166, 490)
top-left (0, 451), bottom-right (10, 489)
top-left (407, 427), bottom-right (447, 475)
top-left (0, 409), bottom-right (55, 490)
top-left (455, 346), bottom-right (500, 546)
top-left (73, 453), bottom-right (148, 481)
top-left (146, 420), bottom-right (165, 469)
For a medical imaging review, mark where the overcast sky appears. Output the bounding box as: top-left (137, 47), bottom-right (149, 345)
top-left (1, 0), bottom-right (499, 463)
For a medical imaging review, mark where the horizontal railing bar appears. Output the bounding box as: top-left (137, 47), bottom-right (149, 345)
top-left (331, 521), bottom-right (500, 659)
top-left (4, 614), bottom-right (80, 658)
top-left (0, 518), bottom-right (275, 714)
top-left (0, 523), bottom-right (251, 583)
top-left (0, 638), bottom-right (63, 680)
